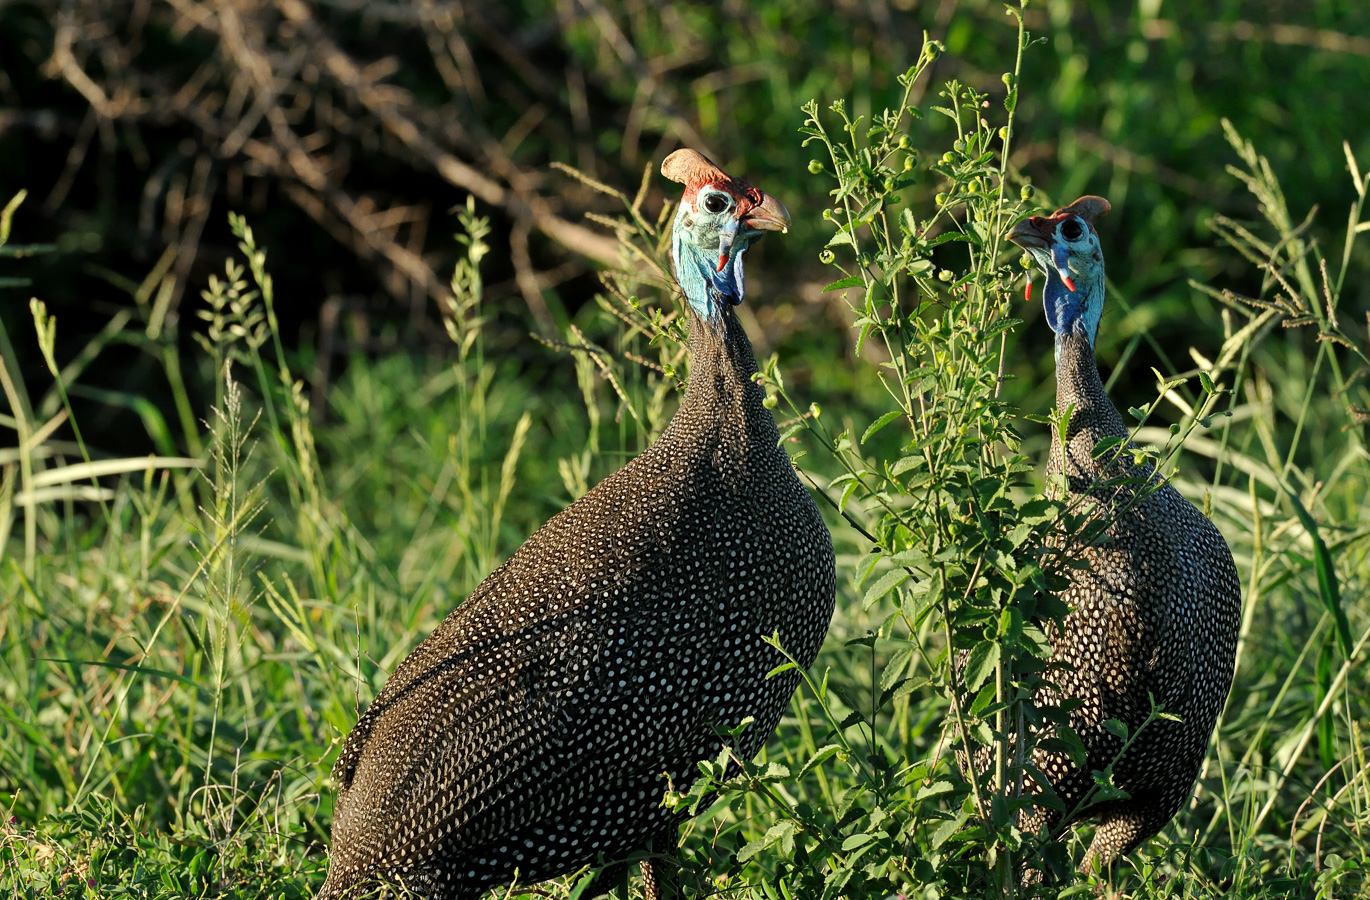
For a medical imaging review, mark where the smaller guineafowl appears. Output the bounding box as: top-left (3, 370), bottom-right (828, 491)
top-left (1007, 196), bottom-right (1242, 872)
top-left (316, 150), bottom-right (836, 900)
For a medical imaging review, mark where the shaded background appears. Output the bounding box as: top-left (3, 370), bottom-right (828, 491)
top-left (2, 0), bottom-right (1369, 457)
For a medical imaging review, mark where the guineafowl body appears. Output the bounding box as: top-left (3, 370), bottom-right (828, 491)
top-left (317, 151), bottom-right (836, 900)
top-left (1009, 197), bottom-right (1241, 871)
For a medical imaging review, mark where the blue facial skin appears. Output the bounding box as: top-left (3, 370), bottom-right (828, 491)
top-left (671, 187), bottom-right (765, 324)
top-left (1027, 218), bottom-right (1105, 358)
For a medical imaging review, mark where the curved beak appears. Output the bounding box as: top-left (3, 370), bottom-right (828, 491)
top-left (742, 193), bottom-right (790, 234)
top-left (1006, 216), bottom-right (1053, 251)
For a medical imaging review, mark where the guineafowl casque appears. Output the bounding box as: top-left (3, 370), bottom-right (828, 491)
top-left (1007, 196), bottom-right (1241, 872)
top-left (316, 150), bottom-right (836, 900)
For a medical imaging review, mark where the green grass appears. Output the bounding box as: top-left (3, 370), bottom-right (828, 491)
top-left (3, 27), bottom-right (1370, 900)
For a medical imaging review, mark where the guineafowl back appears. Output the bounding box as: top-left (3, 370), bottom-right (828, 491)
top-left (318, 305), bottom-right (836, 900)
top-left (1032, 331), bottom-right (1241, 867)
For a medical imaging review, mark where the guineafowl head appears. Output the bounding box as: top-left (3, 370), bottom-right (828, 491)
top-left (1008, 195), bottom-right (1111, 350)
top-left (662, 149), bottom-right (790, 321)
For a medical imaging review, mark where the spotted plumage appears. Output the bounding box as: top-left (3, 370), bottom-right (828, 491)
top-left (316, 150), bottom-right (836, 900)
top-left (1008, 197), bottom-right (1242, 871)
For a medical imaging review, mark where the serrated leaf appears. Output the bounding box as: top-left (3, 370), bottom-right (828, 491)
top-left (862, 410), bottom-right (903, 443)
top-left (841, 833), bottom-right (873, 851)
top-left (853, 197), bottom-right (883, 223)
top-left (824, 275), bottom-right (864, 292)
top-left (799, 744), bottom-right (844, 778)
top-left (962, 640), bottom-right (1000, 691)
top-left (862, 567), bottom-right (909, 609)
top-left (838, 479), bottom-right (862, 514)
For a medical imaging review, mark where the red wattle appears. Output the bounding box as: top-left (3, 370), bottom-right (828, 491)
top-left (1061, 274), bottom-right (1076, 292)
top-left (1025, 280), bottom-right (1032, 302)
top-left (717, 253), bottom-right (730, 272)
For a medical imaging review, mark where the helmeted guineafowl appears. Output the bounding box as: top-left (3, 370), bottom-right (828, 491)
top-left (1007, 196), bottom-right (1241, 871)
top-left (316, 149), bottom-right (836, 900)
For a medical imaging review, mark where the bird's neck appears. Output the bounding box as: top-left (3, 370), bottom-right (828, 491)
top-left (669, 303), bottom-right (778, 472)
top-left (1050, 331), bottom-right (1130, 482)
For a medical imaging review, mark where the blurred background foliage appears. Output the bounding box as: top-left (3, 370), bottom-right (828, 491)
top-left (2, 0), bottom-right (1369, 446)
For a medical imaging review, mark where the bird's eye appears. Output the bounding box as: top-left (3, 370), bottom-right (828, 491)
top-left (702, 193), bottom-right (729, 214)
top-left (1061, 219), bottom-right (1084, 241)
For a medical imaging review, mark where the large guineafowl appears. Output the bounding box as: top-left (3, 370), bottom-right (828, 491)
top-left (1007, 197), bottom-right (1241, 872)
top-left (317, 150), bottom-right (836, 900)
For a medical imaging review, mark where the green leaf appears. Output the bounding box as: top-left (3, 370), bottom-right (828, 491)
top-left (862, 567), bottom-right (909, 609)
top-left (1287, 491), bottom-right (1353, 658)
top-left (1127, 406), bottom-right (1148, 422)
top-left (41, 658), bottom-right (209, 696)
top-left (962, 640), bottom-right (1000, 691)
top-left (838, 479), bottom-right (862, 514)
top-left (799, 744), bottom-right (845, 778)
top-left (1091, 435), bottom-right (1126, 459)
top-left (841, 833), bottom-right (873, 850)
top-left (861, 410), bottom-right (904, 443)
top-left (1315, 642), bottom-right (1337, 770)
top-left (824, 275), bottom-right (864, 292)
top-left (854, 197), bottom-right (883, 224)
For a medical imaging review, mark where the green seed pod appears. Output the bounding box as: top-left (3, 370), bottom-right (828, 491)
top-left (819, 249), bottom-right (835, 264)
top-left (898, 134), bottom-right (911, 150)
top-left (938, 269), bottom-right (953, 282)
top-left (935, 192), bottom-right (948, 205)
top-left (1001, 72), bottom-right (1016, 87)
top-left (822, 209), bottom-right (833, 221)
top-left (1019, 253), bottom-right (1033, 269)
top-left (1020, 184), bottom-right (1035, 200)
top-left (763, 394), bottom-right (778, 409)
top-left (808, 159), bottom-right (824, 175)
top-left (941, 151), bottom-right (955, 164)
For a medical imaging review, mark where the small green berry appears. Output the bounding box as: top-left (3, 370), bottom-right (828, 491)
top-left (998, 126), bottom-right (1010, 141)
top-left (1020, 184), bottom-right (1035, 200)
top-left (1019, 253), bottom-right (1033, 269)
top-left (1001, 72), bottom-right (1015, 87)
top-left (763, 394), bottom-right (778, 409)
top-left (935, 192), bottom-right (948, 205)
top-left (808, 402), bottom-right (821, 418)
top-left (903, 157), bottom-right (915, 172)
top-left (941, 151), bottom-right (955, 164)
top-left (808, 159), bottom-right (824, 175)
top-left (953, 139), bottom-right (965, 153)
top-left (898, 134), bottom-right (911, 150)
top-left (819, 249), bottom-right (835, 264)
top-left (938, 269), bottom-right (953, 282)
top-left (822, 209), bottom-right (833, 221)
